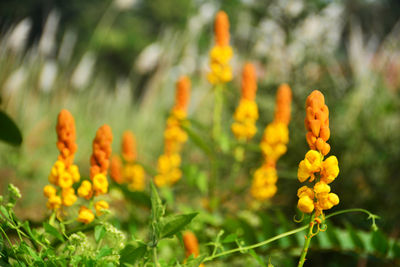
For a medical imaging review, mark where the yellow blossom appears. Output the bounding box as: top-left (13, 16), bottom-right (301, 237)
top-left (77, 180), bottom-right (93, 200)
top-left (297, 150), bottom-right (323, 183)
top-left (61, 187), bottom-right (77, 207)
top-left (320, 156), bottom-right (339, 184)
top-left (124, 164), bottom-right (146, 191)
top-left (43, 185), bottom-right (57, 198)
top-left (47, 195), bottom-right (62, 210)
top-left (68, 164), bottom-right (80, 183)
top-left (94, 200), bottom-right (109, 216)
top-left (77, 206), bottom-right (94, 224)
top-left (92, 173), bottom-right (108, 195)
top-left (298, 195), bottom-right (315, 213)
top-left (251, 165), bottom-right (278, 200)
top-left (58, 171), bottom-right (73, 188)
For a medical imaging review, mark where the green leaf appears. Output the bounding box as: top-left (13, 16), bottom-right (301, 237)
top-left (19, 242), bottom-right (41, 261)
top-left (222, 233), bottom-right (238, 244)
top-left (183, 255), bottom-right (206, 267)
top-left (0, 110), bottom-right (22, 146)
top-left (43, 222), bottom-right (64, 242)
top-left (325, 222), bottom-right (341, 247)
top-left (0, 206), bottom-right (10, 220)
top-left (345, 223), bottom-right (364, 250)
top-left (150, 181), bottom-right (164, 222)
top-left (94, 225), bottom-right (106, 243)
top-left (248, 249), bottom-right (267, 267)
top-left (372, 229), bottom-right (389, 255)
top-left (159, 212), bottom-right (198, 239)
top-left (96, 246), bottom-right (112, 259)
top-left (392, 242), bottom-right (400, 258)
top-left (119, 242), bottom-right (147, 266)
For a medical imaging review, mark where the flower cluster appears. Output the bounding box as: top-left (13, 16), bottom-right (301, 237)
top-left (110, 131), bottom-right (146, 191)
top-left (251, 84), bottom-right (292, 200)
top-left (297, 90), bottom-right (339, 217)
top-left (77, 124), bottom-right (113, 224)
top-left (44, 110), bottom-right (80, 211)
top-left (231, 63), bottom-right (259, 140)
top-left (154, 76), bottom-right (191, 187)
top-left (183, 231), bottom-right (204, 266)
top-left (207, 11), bottom-right (233, 85)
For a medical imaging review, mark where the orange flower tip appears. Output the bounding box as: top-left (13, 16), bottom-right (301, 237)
top-left (241, 63), bottom-right (257, 101)
top-left (175, 76), bottom-right (191, 112)
top-left (215, 11), bottom-right (230, 46)
top-left (122, 131), bottom-right (136, 162)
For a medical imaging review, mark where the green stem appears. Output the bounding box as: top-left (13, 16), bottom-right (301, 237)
top-left (152, 246), bottom-right (160, 267)
top-left (297, 216), bottom-right (314, 267)
top-left (204, 208), bottom-right (378, 263)
top-left (204, 225), bottom-right (308, 262)
top-left (212, 84), bottom-right (223, 142)
top-left (0, 225), bottom-right (14, 249)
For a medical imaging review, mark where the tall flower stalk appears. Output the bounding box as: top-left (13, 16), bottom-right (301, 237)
top-left (43, 110), bottom-right (80, 215)
top-left (110, 131), bottom-right (146, 191)
top-left (207, 11), bottom-right (233, 141)
top-left (231, 63), bottom-right (258, 142)
top-left (77, 124), bottom-right (113, 224)
top-left (297, 90), bottom-right (340, 267)
top-left (251, 84), bottom-right (292, 200)
top-left (154, 76), bottom-right (191, 187)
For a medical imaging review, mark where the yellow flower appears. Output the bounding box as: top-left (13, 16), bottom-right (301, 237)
top-left (313, 181), bottom-right (330, 194)
top-left (78, 180), bottom-right (93, 200)
top-left (320, 156), bottom-right (339, 184)
top-left (92, 173), bottom-right (108, 195)
top-left (317, 193), bottom-right (339, 210)
top-left (68, 164), bottom-right (80, 183)
top-left (47, 195), bottom-right (62, 210)
top-left (297, 186), bottom-right (314, 199)
top-left (154, 175), bottom-right (168, 187)
top-left (43, 185), bottom-right (57, 198)
top-left (124, 164), bottom-right (145, 191)
top-left (297, 150), bottom-right (323, 182)
top-left (251, 166), bottom-right (278, 200)
top-left (94, 200), bottom-right (109, 216)
top-left (58, 171), bottom-right (73, 188)
top-left (62, 187), bottom-right (77, 207)
top-left (48, 160), bottom-right (66, 185)
top-left (77, 206), bottom-right (94, 224)
top-left (260, 122), bottom-right (289, 164)
top-left (298, 195), bottom-right (314, 213)
top-left (231, 99), bottom-right (259, 140)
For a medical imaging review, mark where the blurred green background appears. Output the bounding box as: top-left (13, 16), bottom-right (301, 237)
top-left (1, 0), bottom-right (400, 266)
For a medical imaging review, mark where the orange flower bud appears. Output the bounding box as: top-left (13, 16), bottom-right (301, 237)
top-left (183, 231), bottom-right (200, 258)
top-left (214, 11), bottom-right (230, 47)
top-left (56, 109), bottom-right (77, 167)
top-left (274, 83), bottom-right (292, 125)
top-left (122, 131), bottom-right (136, 162)
top-left (110, 155), bottom-right (123, 184)
top-left (174, 76), bottom-right (191, 113)
top-left (90, 124), bottom-right (113, 179)
top-left (241, 63), bottom-right (257, 101)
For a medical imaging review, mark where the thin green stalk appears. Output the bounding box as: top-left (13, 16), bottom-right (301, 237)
top-left (297, 217), bottom-right (314, 267)
top-left (152, 246), bottom-right (160, 267)
top-left (204, 208), bottom-right (378, 263)
top-left (0, 225), bottom-right (14, 250)
top-left (204, 225), bottom-right (308, 262)
top-left (212, 84), bottom-right (223, 141)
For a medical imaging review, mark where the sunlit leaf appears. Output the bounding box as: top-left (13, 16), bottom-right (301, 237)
top-left (159, 212), bottom-right (198, 239)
